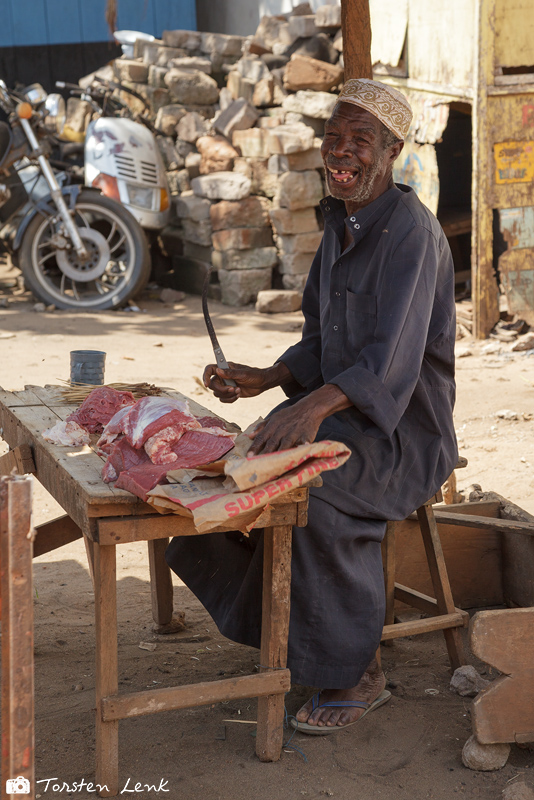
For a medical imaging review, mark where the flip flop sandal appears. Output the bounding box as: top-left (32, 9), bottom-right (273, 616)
top-left (289, 688), bottom-right (391, 735)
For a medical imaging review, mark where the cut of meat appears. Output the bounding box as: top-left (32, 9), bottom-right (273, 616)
top-left (145, 426), bottom-right (186, 465)
top-left (97, 405), bottom-right (135, 453)
top-left (121, 396), bottom-right (200, 448)
top-left (170, 430), bottom-right (235, 468)
top-left (68, 387), bottom-right (135, 434)
top-left (43, 420), bottom-right (90, 446)
top-left (115, 463), bottom-right (171, 502)
top-left (102, 437), bottom-right (151, 484)
top-left (197, 416), bottom-right (227, 430)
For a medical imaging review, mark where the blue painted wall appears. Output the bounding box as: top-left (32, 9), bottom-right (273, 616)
top-left (1, 0), bottom-right (196, 48)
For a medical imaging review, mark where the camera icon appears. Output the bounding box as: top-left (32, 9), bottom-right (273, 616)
top-left (6, 776), bottom-right (30, 794)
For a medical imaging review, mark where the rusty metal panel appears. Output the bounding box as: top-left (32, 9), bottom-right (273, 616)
top-left (393, 142), bottom-right (439, 214)
top-left (488, 94), bottom-right (534, 208)
top-left (495, 0), bottom-right (534, 68)
top-left (407, 0), bottom-right (475, 89)
top-left (500, 207), bottom-right (534, 249)
top-left (498, 208), bottom-right (534, 324)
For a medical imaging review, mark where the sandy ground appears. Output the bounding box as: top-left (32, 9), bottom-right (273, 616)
top-left (1, 266), bottom-right (533, 800)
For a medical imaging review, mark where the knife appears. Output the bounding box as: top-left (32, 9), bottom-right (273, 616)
top-left (202, 267), bottom-right (237, 387)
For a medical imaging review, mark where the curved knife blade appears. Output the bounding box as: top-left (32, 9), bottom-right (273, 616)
top-left (202, 267), bottom-right (237, 387)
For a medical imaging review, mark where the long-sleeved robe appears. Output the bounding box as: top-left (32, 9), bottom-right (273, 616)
top-left (166, 183), bottom-right (458, 689)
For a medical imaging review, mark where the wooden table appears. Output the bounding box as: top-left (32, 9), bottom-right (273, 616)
top-left (0, 386), bottom-right (313, 798)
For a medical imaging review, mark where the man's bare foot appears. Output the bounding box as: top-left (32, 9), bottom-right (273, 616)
top-left (295, 657), bottom-right (386, 728)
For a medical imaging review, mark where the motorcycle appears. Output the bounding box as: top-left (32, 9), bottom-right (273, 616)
top-left (0, 80), bottom-right (150, 310)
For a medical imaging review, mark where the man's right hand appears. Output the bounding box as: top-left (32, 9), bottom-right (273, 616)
top-left (203, 361), bottom-right (292, 404)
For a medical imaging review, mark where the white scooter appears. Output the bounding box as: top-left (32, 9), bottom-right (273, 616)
top-left (57, 79), bottom-right (171, 232)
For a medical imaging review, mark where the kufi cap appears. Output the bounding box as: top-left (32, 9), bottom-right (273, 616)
top-left (337, 78), bottom-right (413, 140)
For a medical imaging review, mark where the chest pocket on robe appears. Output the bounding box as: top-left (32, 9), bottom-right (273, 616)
top-left (345, 290), bottom-right (377, 356)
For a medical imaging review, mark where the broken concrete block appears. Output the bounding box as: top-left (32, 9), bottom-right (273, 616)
top-left (235, 56), bottom-right (271, 83)
top-left (167, 168), bottom-right (191, 194)
top-left (168, 56), bottom-right (212, 73)
top-left (232, 128), bottom-right (270, 159)
top-left (462, 735), bottom-right (510, 771)
top-left (155, 104), bottom-right (186, 135)
top-left (234, 157), bottom-right (278, 198)
top-left (201, 33), bottom-right (244, 57)
top-left (157, 138), bottom-right (185, 171)
top-left (275, 231), bottom-right (322, 254)
top-left (267, 123), bottom-right (316, 155)
top-left (258, 112), bottom-right (286, 129)
top-left (176, 112), bottom-right (207, 144)
top-left (282, 273), bottom-right (308, 292)
top-left (256, 289), bottom-right (302, 313)
top-left (174, 192), bottom-right (212, 221)
top-left (185, 151), bottom-right (202, 178)
top-left (268, 142), bottom-right (323, 173)
top-left (164, 69), bottom-right (219, 105)
top-left (289, 2), bottom-right (314, 16)
top-left (288, 15), bottom-right (318, 39)
top-left (450, 665), bottom-right (491, 697)
top-left (153, 46), bottom-right (187, 66)
top-left (183, 241), bottom-right (213, 262)
top-left (333, 29), bottom-right (343, 52)
top-left (210, 196), bottom-right (271, 230)
top-left (196, 135), bottom-right (239, 175)
top-left (114, 58), bottom-right (149, 84)
top-left (284, 54), bottom-right (344, 92)
top-left (181, 219), bottom-right (213, 247)
top-left (315, 4), bottom-right (342, 28)
top-left (162, 30), bottom-right (202, 50)
top-left (213, 247), bottom-right (278, 271)
top-left (254, 15), bottom-right (291, 50)
top-left (226, 71), bottom-right (255, 103)
top-left (214, 98), bottom-right (260, 140)
top-left (278, 252), bottom-right (314, 274)
top-left (288, 32), bottom-right (340, 64)
top-left (277, 170), bottom-right (324, 210)
top-left (191, 171), bottom-right (251, 201)
top-left (269, 206), bottom-right (319, 234)
top-left (283, 90), bottom-right (338, 120)
top-left (284, 111), bottom-right (326, 137)
top-left (212, 227), bottom-right (273, 252)
top-left (218, 267), bottom-right (273, 306)
top-left (252, 76), bottom-right (275, 108)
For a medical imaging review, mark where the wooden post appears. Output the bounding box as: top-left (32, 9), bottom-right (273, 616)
top-left (472, 0), bottom-right (499, 338)
top-left (341, 0), bottom-right (373, 79)
top-left (1, 476), bottom-right (34, 800)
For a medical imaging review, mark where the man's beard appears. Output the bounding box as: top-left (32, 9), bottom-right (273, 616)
top-left (329, 153), bottom-right (385, 203)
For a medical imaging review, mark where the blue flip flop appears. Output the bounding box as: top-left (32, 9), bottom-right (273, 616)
top-left (290, 688), bottom-right (391, 735)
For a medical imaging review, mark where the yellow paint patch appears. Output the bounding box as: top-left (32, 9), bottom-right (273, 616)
top-left (494, 141), bottom-right (534, 184)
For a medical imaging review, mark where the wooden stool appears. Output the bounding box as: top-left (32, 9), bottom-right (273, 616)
top-left (381, 462), bottom-right (469, 672)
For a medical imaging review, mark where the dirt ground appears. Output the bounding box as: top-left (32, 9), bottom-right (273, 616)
top-left (1, 264), bottom-right (533, 800)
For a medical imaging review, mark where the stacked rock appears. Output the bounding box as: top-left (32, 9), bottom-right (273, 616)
top-left (79, 1), bottom-right (346, 307)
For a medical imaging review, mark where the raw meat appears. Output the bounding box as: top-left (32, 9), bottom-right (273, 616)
top-left (145, 426), bottom-right (186, 465)
top-left (115, 463), bottom-right (171, 502)
top-left (102, 438), bottom-right (151, 483)
top-left (169, 430), bottom-right (235, 467)
top-left (121, 396), bottom-right (200, 448)
top-left (97, 405), bottom-right (135, 454)
top-left (68, 387), bottom-right (135, 434)
top-left (43, 420), bottom-right (90, 446)
top-left (197, 416), bottom-right (227, 430)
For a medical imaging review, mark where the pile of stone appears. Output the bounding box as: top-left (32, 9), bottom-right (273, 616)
top-left (81, 1), bottom-right (345, 306)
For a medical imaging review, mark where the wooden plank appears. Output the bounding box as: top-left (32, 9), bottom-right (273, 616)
top-left (382, 522), bottom-right (396, 627)
top-left (394, 582), bottom-right (469, 624)
top-left (1, 477), bottom-right (35, 800)
top-left (416, 504), bottom-right (465, 670)
top-left (33, 515), bottom-right (82, 558)
top-left (473, 0), bottom-right (500, 337)
top-left (102, 669), bottom-right (291, 722)
top-left (257, 525), bottom-right (292, 763)
top-left (431, 511), bottom-right (534, 535)
top-left (381, 611), bottom-right (467, 641)
top-left (0, 444), bottom-right (35, 476)
top-left (147, 539), bottom-right (173, 626)
top-left (94, 545), bottom-right (118, 798)
top-left (471, 608), bottom-right (534, 744)
top-left (96, 504), bottom-right (299, 544)
top-left (341, 0), bottom-right (372, 79)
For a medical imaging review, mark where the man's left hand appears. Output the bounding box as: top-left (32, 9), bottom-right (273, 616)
top-left (248, 401), bottom-right (322, 455)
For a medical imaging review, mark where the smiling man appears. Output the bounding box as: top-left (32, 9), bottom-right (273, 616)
top-left (166, 79), bottom-right (458, 733)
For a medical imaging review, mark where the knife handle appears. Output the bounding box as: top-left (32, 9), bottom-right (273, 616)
top-left (213, 347), bottom-right (237, 387)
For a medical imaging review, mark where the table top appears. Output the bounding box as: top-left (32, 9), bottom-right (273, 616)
top-left (0, 385), bottom-right (233, 532)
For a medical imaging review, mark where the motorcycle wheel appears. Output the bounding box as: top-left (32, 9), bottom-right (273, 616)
top-left (18, 190), bottom-right (150, 310)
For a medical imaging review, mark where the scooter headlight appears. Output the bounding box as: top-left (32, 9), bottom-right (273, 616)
top-left (126, 184), bottom-right (155, 210)
top-left (43, 93), bottom-right (66, 135)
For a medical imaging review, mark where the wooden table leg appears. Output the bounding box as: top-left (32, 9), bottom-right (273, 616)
top-left (381, 521), bottom-right (396, 646)
top-left (256, 524), bottom-right (292, 762)
top-left (147, 538), bottom-right (173, 627)
top-left (1, 476), bottom-right (34, 800)
top-left (94, 544), bottom-right (119, 797)
top-left (417, 504), bottom-right (465, 671)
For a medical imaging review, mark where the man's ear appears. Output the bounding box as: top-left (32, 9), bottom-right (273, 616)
top-left (389, 140), bottom-right (404, 164)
